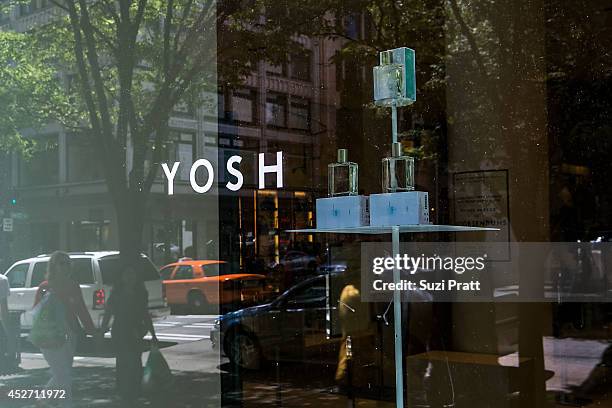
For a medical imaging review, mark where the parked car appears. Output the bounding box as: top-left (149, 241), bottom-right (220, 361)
top-left (211, 275), bottom-right (341, 369)
top-left (269, 251), bottom-right (319, 275)
top-left (160, 260), bottom-right (268, 311)
top-left (3, 251), bottom-right (170, 330)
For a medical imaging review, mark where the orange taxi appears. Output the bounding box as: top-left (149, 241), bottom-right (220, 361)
top-left (160, 260), bottom-right (267, 310)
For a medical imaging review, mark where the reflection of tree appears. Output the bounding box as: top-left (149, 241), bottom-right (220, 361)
top-left (0, 0), bottom-right (298, 262)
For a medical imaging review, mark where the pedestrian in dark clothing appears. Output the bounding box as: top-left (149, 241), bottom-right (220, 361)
top-left (100, 265), bottom-right (158, 407)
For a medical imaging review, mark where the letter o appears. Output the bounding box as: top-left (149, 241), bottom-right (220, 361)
top-left (190, 159), bottom-right (214, 193)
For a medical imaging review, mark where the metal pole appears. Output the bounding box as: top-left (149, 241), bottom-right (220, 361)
top-left (391, 101), bottom-right (398, 144)
top-left (392, 225), bottom-right (404, 408)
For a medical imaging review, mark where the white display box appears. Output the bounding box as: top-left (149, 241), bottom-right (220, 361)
top-left (316, 196), bottom-right (370, 229)
top-left (369, 191), bottom-right (429, 226)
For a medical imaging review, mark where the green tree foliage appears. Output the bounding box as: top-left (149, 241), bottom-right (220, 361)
top-left (0, 30), bottom-right (76, 154)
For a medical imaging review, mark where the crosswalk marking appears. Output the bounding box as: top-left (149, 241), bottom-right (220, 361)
top-left (174, 315), bottom-right (219, 319)
top-left (145, 334), bottom-right (210, 342)
top-left (23, 352), bottom-right (85, 361)
top-left (101, 332), bottom-right (209, 342)
top-left (152, 333), bottom-right (209, 338)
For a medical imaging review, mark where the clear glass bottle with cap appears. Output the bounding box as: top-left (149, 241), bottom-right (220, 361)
top-left (328, 149), bottom-right (358, 196)
top-left (373, 50), bottom-right (405, 107)
top-left (382, 142), bottom-right (415, 192)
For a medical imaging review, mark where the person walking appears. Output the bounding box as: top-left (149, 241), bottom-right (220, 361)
top-left (34, 251), bottom-right (96, 408)
top-left (100, 264), bottom-right (158, 407)
top-left (0, 271), bottom-right (18, 371)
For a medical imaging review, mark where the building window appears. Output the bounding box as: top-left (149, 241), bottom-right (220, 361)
top-left (19, 135), bottom-right (59, 186)
top-left (290, 51), bottom-right (312, 82)
top-left (231, 88), bottom-right (257, 124)
top-left (266, 61), bottom-right (287, 77)
top-left (265, 93), bottom-right (287, 128)
top-left (202, 90), bottom-right (226, 121)
top-left (18, 1), bottom-right (32, 16)
top-left (172, 98), bottom-right (195, 118)
top-left (289, 97), bottom-right (311, 131)
top-left (67, 133), bottom-right (104, 182)
top-left (168, 132), bottom-right (195, 181)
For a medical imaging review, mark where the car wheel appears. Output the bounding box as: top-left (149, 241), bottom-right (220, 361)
top-left (226, 331), bottom-right (262, 370)
top-left (188, 291), bottom-right (207, 312)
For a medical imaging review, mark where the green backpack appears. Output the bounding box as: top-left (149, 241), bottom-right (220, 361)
top-left (29, 291), bottom-right (68, 349)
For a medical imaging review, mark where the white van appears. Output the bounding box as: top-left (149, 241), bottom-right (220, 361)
top-left (3, 251), bottom-right (170, 330)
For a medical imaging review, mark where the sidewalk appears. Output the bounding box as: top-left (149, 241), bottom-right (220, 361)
top-left (2, 336), bottom-right (611, 408)
top-left (1, 363), bottom-right (221, 408)
top-left (0, 340), bottom-right (222, 408)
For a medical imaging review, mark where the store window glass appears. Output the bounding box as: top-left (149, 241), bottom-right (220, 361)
top-left (2, 1), bottom-right (612, 408)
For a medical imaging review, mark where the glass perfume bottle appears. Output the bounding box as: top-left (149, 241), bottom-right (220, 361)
top-left (328, 149), bottom-right (358, 196)
top-left (373, 48), bottom-right (416, 107)
top-left (373, 50), bottom-right (404, 106)
top-left (382, 142), bottom-right (415, 192)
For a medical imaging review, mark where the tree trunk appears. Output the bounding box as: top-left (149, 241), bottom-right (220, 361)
top-left (117, 198), bottom-right (144, 267)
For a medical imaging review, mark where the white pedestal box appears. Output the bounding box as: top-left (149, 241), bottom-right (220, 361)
top-left (369, 191), bottom-right (429, 226)
top-left (315, 196), bottom-right (370, 229)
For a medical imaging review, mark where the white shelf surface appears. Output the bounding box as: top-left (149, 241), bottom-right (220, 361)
top-left (286, 224), bottom-right (499, 234)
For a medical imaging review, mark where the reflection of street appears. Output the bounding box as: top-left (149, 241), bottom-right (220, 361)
top-left (19, 314), bottom-right (221, 367)
top-left (3, 322), bottom-right (612, 407)
top-left (1, 314), bottom-right (224, 407)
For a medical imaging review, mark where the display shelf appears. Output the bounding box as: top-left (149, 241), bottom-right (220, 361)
top-left (287, 224), bottom-right (498, 234)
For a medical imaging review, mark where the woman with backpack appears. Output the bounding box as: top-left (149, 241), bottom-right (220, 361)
top-left (33, 251), bottom-right (96, 408)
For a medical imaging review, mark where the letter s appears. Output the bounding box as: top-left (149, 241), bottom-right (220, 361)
top-left (225, 155), bottom-right (244, 192)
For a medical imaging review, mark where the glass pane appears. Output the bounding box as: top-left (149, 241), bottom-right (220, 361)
top-left (290, 52), bottom-right (311, 81)
top-left (289, 99), bottom-right (310, 131)
top-left (70, 258), bottom-right (94, 284)
top-left (232, 89), bottom-right (256, 124)
top-left (5, 264), bottom-right (28, 288)
top-left (173, 265), bottom-right (194, 280)
top-left (160, 266), bottom-right (174, 280)
top-left (265, 93), bottom-right (287, 127)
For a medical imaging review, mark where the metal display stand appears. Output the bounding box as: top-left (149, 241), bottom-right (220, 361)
top-left (287, 224), bottom-right (497, 407)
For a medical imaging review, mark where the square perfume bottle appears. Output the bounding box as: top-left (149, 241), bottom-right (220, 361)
top-left (328, 149), bottom-right (358, 196)
top-left (373, 48), bottom-right (416, 107)
top-left (382, 142), bottom-right (415, 192)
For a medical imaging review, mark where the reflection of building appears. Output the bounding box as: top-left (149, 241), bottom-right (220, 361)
top-left (0, 3), bottom-right (340, 271)
top-left (216, 37), bottom-right (339, 273)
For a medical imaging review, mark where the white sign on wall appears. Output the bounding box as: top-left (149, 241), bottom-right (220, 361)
top-left (2, 218), bottom-right (13, 232)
